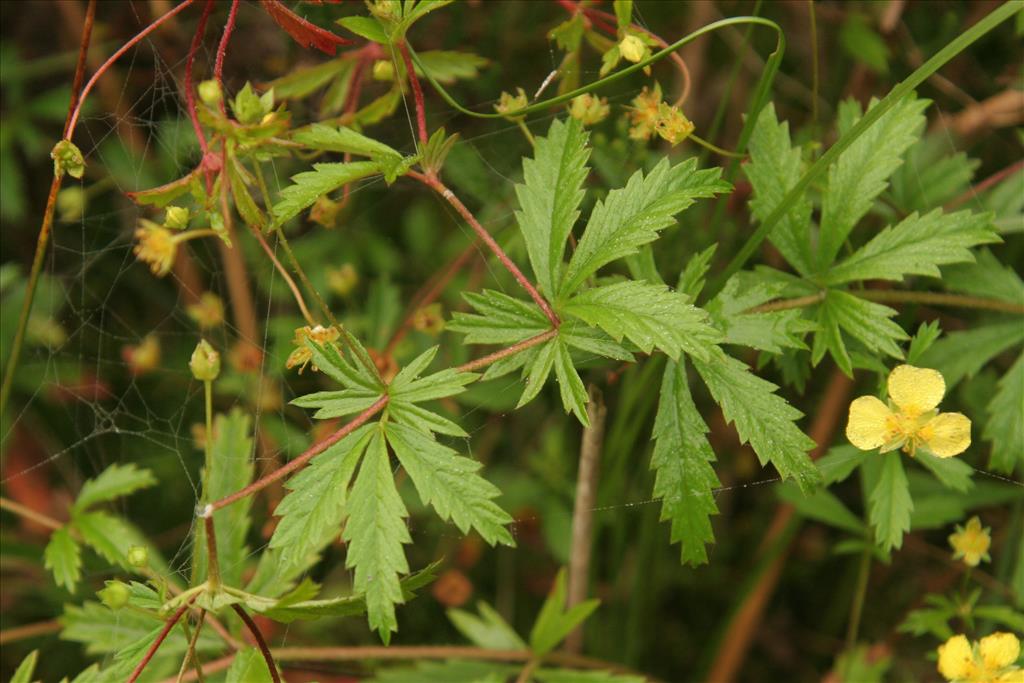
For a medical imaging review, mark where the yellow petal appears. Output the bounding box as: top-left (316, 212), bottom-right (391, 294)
top-left (979, 632), bottom-right (1021, 671)
top-left (995, 671), bottom-right (1024, 683)
top-left (888, 365), bottom-right (945, 416)
top-left (921, 412), bottom-right (972, 458)
top-left (938, 634), bottom-right (978, 681)
top-left (846, 396), bottom-right (895, 450)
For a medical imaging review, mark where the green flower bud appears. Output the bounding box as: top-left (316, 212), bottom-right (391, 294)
top-left (57, 186), bottom-right (86, 222)
top-left (164, 206), bottom-right (190, 230)
top-left (51, 140), bottom-right (85, 179)
top-left (127, 545), bottom-right (149, 568)
top-left (372, 60), bottom-right (395, 81)
top-left (189, 339), bottom-right (221, 381)
top-left (198, 79), bottom-right (222, 107)
top-left (98, 580), bottom-right (130, 610)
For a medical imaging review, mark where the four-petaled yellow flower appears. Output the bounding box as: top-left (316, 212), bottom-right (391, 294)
top-left (949, 516), bottom-right (991, 567)
top-left (286, 325), bottom-right (340, 373)
top-left (846, 364), bottom-right (971, 458)
top-left (938, 632), bottom-right (1022, 683)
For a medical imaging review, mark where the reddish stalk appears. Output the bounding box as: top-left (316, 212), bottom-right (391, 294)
top-left (398, 41), bottom-right (429, 144)
top-left (409, 170), bottom-right (560, 327)
top-left (66, 0), bottom-right (197, 137)
top-left (127, 596), bottom-right (197, 683)
top-left (231, 605), bottom-right (282, 683)
top-left (208, 395), bottom-right (389, 512)
top-left (946, 158), bottom-right (1024, 209)
top-left (214, 0), bottom-right (240, 114)
top-left (185, 0), bottom-right (215, 191)
top-left (457, 329), bottom-right (558, 373)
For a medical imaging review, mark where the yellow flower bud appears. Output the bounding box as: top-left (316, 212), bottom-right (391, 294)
top-left (189, 339), bottom-right (221, 382)
top-left (164, 206), bottom-right (190, 230)
top-left (619, 35), bottom-right (646, 63)
top-left (198, 79), bottom-right (222, 107)
top-left (372, 60), bottom-right (395, 81)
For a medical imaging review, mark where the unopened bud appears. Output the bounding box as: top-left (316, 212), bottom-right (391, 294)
top-left (127, 545), bottom-right (149, 568)
top-left (198, 79), bottom-right (222, 107)
top-left (51, 140), bottom-right (85, 179)
top-left (189, 339), bottom-right (220, 381)
top-left (98, 580), bottom-right (130, 610)
top-left (164, 206), bottom-right (190, 230)
top-left (372, 60), bottom-right (394, 81)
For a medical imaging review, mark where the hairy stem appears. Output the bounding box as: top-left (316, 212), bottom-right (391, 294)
top-left (410, 171), bottom-right (560, 327)
top-left (0, 619), bottom-right (61, 645)
top-left (203, 515), bottom-right (221, 590)
top-left (214, 0), bottom-right (240, 114)
top-left (128, 597), bottom-right (196, 683)
top-left (185, 0), bottom-right (214, 192)
top-left (0, 496), bottom-right (63, 532)
top-left (231, 605), bottom-right (282, 683)
top-left (398, 41), bottom-right (428, 144)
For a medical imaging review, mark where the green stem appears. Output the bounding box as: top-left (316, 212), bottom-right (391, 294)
top-left (709, 0), bottom-right (1021, 298)
top-left (844, 540), bottom-right (872, 653)
top-left (202, 380), bottom-right (213, 497)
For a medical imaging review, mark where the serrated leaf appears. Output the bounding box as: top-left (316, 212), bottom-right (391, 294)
top-left (272, 161), bottom-right (380, 226)
top-left (448, 601), bottom-right (527, 650)
top-left (448, 289), bottom-right (549, 345)
top-left (889, 135), bottom-right (978, 212)
top-left (559, 321), bottom-right (633, 361)
top-left (228, 157), bottom-right (266, 230)
top-left (866, 451), bottom-right (913, 552)
top-left (651, 360), bottom-right (720, 565)
top-left (709, 273), bottom-right (814, 353)
top-left (824, 209), bottom-right (999, 285)
top-left (415, 50), bottom-right (489, 84)
top-left (812, 290), bottom-right (907, 376)
top-left (560, 158), bottom-right (730, 296)
top-left (343, 429), bottom-right (410, 642)
top-left (915, 450), bottom-right (974, 492)
top-left (517, 338), bottom-right (558, 407)
top-left (514, 117), bottom-right (590, 297)
top-left (693, 347), bottom-right (820, 490)
top-left (269, 424), bottom-right (374, 568)
top-left (292, 388), bottom-right (382, 419)
top-left (919, 320), bottom-right (1024, 390)
top-left (44, 526), bottom-right (81, 591)
top-left (307, 339), bottom-right (383, 392)
top-left (984, 351), bottom-right (1024, 475)
top-left (745, 103), bottom-right (814, 275)
top-left (225, 648), bottom-right (274, 683)
top-left (11, 650), bottom-right (37, 683)
top-left (73, 463), bottom-right (156, 512)
top-left (562, 281), bottom-right (720, 361)
top-left (529, 568), bottom-right (599, 656)
top-left (267, 57), bottom-right (351, 99)
top-left (553, 337), bottom-right (589, 425)
top-left (385, 421), bottom-right (514, 546)
top-left (73, 511), bottom-right (163, 573)
top-left (293, 124), bottom-right (403, 162)
top-left (337, 15), bottom-right (389, 43)
top-left (943, 248), bottom-right (1024, 305)
top-left (389, 400), bottom-right (466, 437)
top-left (818, 95), bottom-right (928, 269)
top-left (60, 600), bottom-right (221, 657)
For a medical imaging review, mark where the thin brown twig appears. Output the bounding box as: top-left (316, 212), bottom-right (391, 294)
top-left (410, 170), bottom-right (560, 327)
top-left (184, 0), bottom-right (215, 192)
top-left (231, 605), bottom-right (282, 683)
top-left (0, 496), bottom-right (64, 531)
top-left (0, 619), bottom-right (61, 645)
top-left (213, 0), bottom-right (240, 115)
top-left (566, 385), bottom-right (607, 654)
top-left (246, 223), bottom-right (316, 325)
top-left (398, 41), bottom-right (428, 144)
top-left (457, 329), bottom-right (558, 373)
top-left (174, 610), bottom-right (207, 683)
top-left (946, 159), bottom-right (1024, 209)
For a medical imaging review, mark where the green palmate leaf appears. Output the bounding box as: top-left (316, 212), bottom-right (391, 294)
top-left (269, 424), bottom-right (375, 568)
top-left (943, 248), bottom-right (1024, 304)
top-left (267, 57), bottom-right (351, 99)
top-left (61, 600), bottom-right (222, 657)
top-left (866, 451), bottom-right (913, 552)
top-left (745, 104), bottom-right (814, 275)
top-left (708, 273), bottom-right (814, 353)
top-left (385, 421), bottom-right (514, 546)
top-left (225, 648), bottom-right (274, 683)
top-left (228, 157), bottom-right (266, 230)
top-left (343, 429), bottom-right (410, 642)
top-left (552, 336), bottom-right (590, 425)
top-left (388, 346), bottom-right (478, 403)
top-left (415, 50), bottom-right (489, 84)
top-left (919, 320), bottom-right (1024, 390)
top-left (272, 161), bottom-right (381, 226)
top-left (778, 484), bottom-right (865, 535)
top-left (44, 526), bottom-right (81, 590)
top-left (514, 117), bottom-right (590, 297)
top-left (817, 95), bottom-right (928, 270)
top-left (291, 388), bottom-right (382, 419)
top-left (651, 360), bottom-right (720, 565)
top-left (559, 158), bottom-right (730, 297)
top-left (562, 281), bottom-right (720, 361)
top-left (308, 339), bottom-right (383, 392)
top-left (293, 124), bottom-right (403, 162)
top-left (535, 669), bottom-right (646, 683)
top-left (448, 601), bottom-right (527, 650)
top-left (889, 134), bottom-right (978, 212)
top-left (449, 289), bottom-right (549, 345)
top-left (529, 569), bottom-right (599, 657)
top-left (812, 289), bottom-right (907, 377)
top-left (559, 320), bottom-right (633, 361)
top-left (73, 511), bottom-right (164, 573)
top-left (517, 337), bottom-right (559, 407)
top-left (72, 463), bottom-right (156, 512)
top-left (824, 209), bottom-right (999, 285)
top-left (985, 167), bottom-right (1024, 234)
top-left (915, 450), bottom-right (974, 492)
top-left (693, 347), bottom-right (820, 491)
top-left (984, 352), bottom-right (1024, 475)
top-left (336, 15), bottom-right (389, 43)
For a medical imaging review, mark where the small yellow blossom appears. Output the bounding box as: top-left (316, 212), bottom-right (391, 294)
top-left (568, 94), bottom-right (610, 126)
top-left (133, 220), bottom-right (178, 277)
top-left (286, 325), bottom-right (340, 373)
top-left (494, 88), bottom-right (529, 122)
top-left (938, 632), bottom-right (1022, 683)
top-left (411, 303), bottom-right (445, 336)
top-left (187, 292), bottom-right (225, 329)
top-left (310, 195), bottom-right (344, 228)
top-left (122, 335), bottom-right (161, 376)
top-left (627, 83), bottom-right (663, 141)
top-left (846, 365), bottom-right (971, 458)
top-left (164, 206), bottom-right (190, 230)
top-left (654, 102), bottom-right (695, 145)
top-left (619, 35), bottom-right (646, 63)
top-left (327, 263), bottom-right (359, 297)
top-left (949, 516), bottom-right (992, 567)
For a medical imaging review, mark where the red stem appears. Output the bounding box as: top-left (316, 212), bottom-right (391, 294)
top-left (62, 0), bottom-right (96, 138)
top-left (66, 0), bottom-right (198, 138)
top-left (398, 41), bottom-right (428, 144)
top-left (208, 395), bottom-right (389, 512)
top-left (127, 597), bottom-right (196, 683)
top-left (231, 605), bottom-right (282, 683)
top-left (458, 329), bottom-right (558, 373)
top-left (409, 171), bottom-right (560, 327)
top-left (185, 0), bottom-right (214, 191)
top-left (214, 0), bottom-right (240, 115)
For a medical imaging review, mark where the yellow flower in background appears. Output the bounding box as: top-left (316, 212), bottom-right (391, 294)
top-left (187, 292), bottom-right (225, 329)
top-left (846, 365), bottom-right (971, 457)
top-left (949, 516), bottom-right (992, 567)
top-left (286, 325), bottom-right (340, 373)
top-left (494, 88), bottom-right (529, 122)
top-left (938, 632), bottom-right (1022, 682)
top-left (133, 220), bottom-right (178, 277)
top-left (627, 83), bottom-right (663, 141)
top-left (568, 93), bottom-right (610, 126)
top-left (654, 102), bottom-right (695, 146)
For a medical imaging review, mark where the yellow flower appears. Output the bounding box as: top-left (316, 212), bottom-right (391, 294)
top-left (938, 632), bottom-right (1022, 682)
top-left (568, 94), bottom-right (610, 126)
top-left (286, 325), bottom-right (340, 373)
top-left (619, 34), bottom-right (646, 63)
top-left (494, 88), bottom-right (529, 122)
top-left (949, 516), bottom-right (992, 567)
top-left (133, 220), bottom-right (178, 277)
top-left (846, 365), bottom-right (971, 458)
top-left (187, 292), bottom-right (225, 329)
top-left (654, 102), bottom-right (695, 145)
top-left (627, 83), bottom-right (663, 141)
top-left (411, 303), bottom-right (445, 336)
top-left (327, 263), bottom-right (359, 297)
top-left (122, 335), bottom-right (161, 376)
